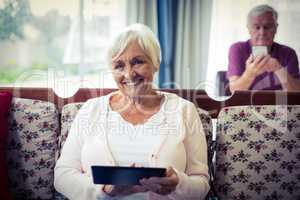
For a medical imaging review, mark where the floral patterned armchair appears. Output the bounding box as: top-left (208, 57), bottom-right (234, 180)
top-left (215, 105), bottom-right (300, 200)
top-left (5, 98), bottom-right (213, 200)
top-left (7, 98), bottom-right (59, 200)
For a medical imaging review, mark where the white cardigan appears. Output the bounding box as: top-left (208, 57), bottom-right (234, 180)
top-left (54, 92), bottom-right (210, 200)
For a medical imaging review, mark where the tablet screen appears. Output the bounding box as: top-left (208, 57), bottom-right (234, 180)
top-left (91, 166), bottom-right (166, 185)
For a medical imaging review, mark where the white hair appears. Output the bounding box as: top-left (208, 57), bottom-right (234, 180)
top-left (247, 4), bottom-right (278, 27)
top-left (107, 23), bottom-right (161, 71)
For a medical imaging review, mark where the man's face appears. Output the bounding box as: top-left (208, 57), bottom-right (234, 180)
top-left (248, 12), bottom-right (277, 47)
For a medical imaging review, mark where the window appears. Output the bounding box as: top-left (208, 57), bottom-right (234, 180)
top-left (206, 0), bottom-right (300, 97)
top-left (0, 0), bottom-right (126, 96)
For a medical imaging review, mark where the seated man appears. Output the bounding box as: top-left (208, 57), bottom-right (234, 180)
top-left (227, 4), bottom-right (300, 93)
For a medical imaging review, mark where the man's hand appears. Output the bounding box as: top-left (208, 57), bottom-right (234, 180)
top-left (244, 54), bottom-right (270, 78)
top-left (265, 57), bottom-right (282, 72)
top-left (139, 167), bottom-right (179, 195)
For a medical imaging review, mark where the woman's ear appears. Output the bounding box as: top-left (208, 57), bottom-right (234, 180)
top-left (153, 65), bottom-right (159, 72)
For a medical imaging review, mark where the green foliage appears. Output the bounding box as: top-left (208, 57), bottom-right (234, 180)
top-left (0, 65), bottom-right (25, 83)
top-left (0, 0), bottom-right (32, 40)
top-left (0, 61), bottom-right (49, 84)
top-left (0, 63), bottom-right (79, 84)
top-left (0, 0), bottom-right (71, 41)
top-left (0, 0), bottom-right (76, 85)
top-left (30, 62), bottom-right (49, 70)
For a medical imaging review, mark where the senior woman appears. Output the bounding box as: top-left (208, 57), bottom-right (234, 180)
top-left (54, 23), bottom-right (209, 200)
top-left (227, 4), bottom-right (300, 92)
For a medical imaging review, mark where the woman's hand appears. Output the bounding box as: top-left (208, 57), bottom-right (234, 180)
top-left (102, 163), bottom-right (149, 197)
top-left (102, 184), bottom-right (148, 197)
top-left (139, 167), bottom-right (179, 195)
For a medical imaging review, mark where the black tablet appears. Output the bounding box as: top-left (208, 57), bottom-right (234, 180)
top-left (91, 166), bottom-right (166, 185)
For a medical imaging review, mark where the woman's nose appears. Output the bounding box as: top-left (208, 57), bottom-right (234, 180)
top-left (124, 66), bottom-right (136, 79)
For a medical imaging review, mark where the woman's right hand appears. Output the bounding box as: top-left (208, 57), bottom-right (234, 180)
top-left (244, 54), bottom-right (270, 78)
top-left (102, 163), bottom-right (148, 197)
top-left (102, 184), bottom-right (148, 197)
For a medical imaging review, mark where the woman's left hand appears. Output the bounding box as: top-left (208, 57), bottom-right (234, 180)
top-left (140, 167), bottom-right (179, 195)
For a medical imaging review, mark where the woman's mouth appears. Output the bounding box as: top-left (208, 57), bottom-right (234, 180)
top-left (122, 77), bottom-right (144, 87)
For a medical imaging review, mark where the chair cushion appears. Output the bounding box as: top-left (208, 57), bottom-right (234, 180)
top-left (56, 103), bottom-right (83, 161)
top-left (197, 108), bottom-right (213, 158)
top-left (0, 92), bottom-right (13, 200)
top-left (215, 105), bottom-right (300, 199)
top-left (7, 98), bottom-right (59, 200)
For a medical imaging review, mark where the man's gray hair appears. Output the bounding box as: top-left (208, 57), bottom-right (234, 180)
top-left (247, 4), bottom-right (278, 26)
top-left (107, 23), bottom-right (161, 71)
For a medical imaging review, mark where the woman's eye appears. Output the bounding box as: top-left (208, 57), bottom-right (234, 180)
top-left (132, 58), bottom-right (144, 65)
top-left (114, 63), bottom-right (124, 70)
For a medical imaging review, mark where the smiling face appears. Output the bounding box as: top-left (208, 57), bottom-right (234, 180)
top-left (112, 41), bottom-right (156, 98)
top-left (248, 11), bottom-right (277, 47)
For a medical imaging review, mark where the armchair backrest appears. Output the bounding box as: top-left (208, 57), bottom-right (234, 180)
top-left (215, 105), bottom-right (300, 199)
top-left (7, 98), bottom-right (59, 200)
top-left (216, 71), bottom-right (231, 96)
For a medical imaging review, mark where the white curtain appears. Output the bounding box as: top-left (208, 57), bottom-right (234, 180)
top-left (126, 0), bottom-right (158, 35)
top-left (175, 0), bottom-right (212, 89)
top-left (126, 0), bottom-right (213, 89)
top-left (206, 0), bottom-right (300, 95)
